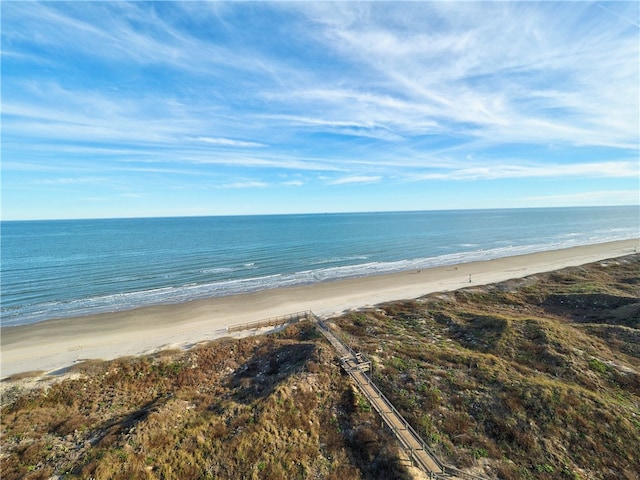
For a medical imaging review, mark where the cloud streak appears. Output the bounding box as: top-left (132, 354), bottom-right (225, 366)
top-left (2, 1), bottom-right (637, 218)
top-left (314, 2), bottom-right (637, 149)
top-left (408, 161), bottom-right (638, 182)
top-left (328, 175), bottom-right (383, 185)
top-left (218, 181), bottom-right (269, 190)
top-left (195, 137), bottom-right (267, 148)
top-left (523, 190), bottom-right (640, 206)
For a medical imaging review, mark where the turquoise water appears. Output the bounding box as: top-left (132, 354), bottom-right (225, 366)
top-left (1, 206), bottom-right (637, 326)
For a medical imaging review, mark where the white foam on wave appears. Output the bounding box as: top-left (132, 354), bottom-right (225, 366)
top-left (2, 228), bottom-right (637, 327)
top-left (201, 262), bottom-right (257, 275)
top-left (201, 267), bottom-right (236, 274)
top-left (0, 242), bottom-right (566, 326)
top-left (307, 255), bottom-right (370, 266)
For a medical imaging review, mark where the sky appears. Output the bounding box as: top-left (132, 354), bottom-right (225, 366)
top-left (2, 1), bottom-right (639, 220)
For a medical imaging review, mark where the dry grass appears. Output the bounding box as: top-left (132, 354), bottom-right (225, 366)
top-left (334, 254), bottom-right (640, 479)
top-left (1, 323), bottom-right (409, 480)
top-left (1, 371), bottom-right (46, 382)
top-left (2, 255), bottom-right (638, 480)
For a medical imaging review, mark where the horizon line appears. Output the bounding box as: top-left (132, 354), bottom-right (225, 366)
top-left (2, 204), bottom-right (637, 223)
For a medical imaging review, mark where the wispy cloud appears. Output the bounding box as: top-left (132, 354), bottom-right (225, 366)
top-left (329, 175), bottom-right (382, 185)
top-left (5, 2), bottom-right (637, 157)
top-left (523, 190), bottom-right (640, 206)
top-left (407, 161), bottom-right (638, 182)
top-left (195, 137), bottom-right (267, 148)
top-left (2, 1), bottom-right (637, 218)
top-left (281, 180), bottom-right (304, 187)
top-left (290, 1), bottom-right (638, 149)
top-left (596, 3), bottom-right (640, 28)
top-left (34, 177), bottom-right (108, 185)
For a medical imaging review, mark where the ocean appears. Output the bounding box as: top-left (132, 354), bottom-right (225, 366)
top-left (1, 206), bottom-right (638, 327)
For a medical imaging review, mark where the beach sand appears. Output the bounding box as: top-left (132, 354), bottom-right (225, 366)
top-left (2, 239), bottom-right (638, 379)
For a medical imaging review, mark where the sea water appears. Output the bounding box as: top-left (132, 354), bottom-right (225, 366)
top-left (1, 206), bottom-right (637, 327)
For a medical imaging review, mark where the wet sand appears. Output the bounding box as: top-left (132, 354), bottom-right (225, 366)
top-left (2, 239), bottom-right (637, 378)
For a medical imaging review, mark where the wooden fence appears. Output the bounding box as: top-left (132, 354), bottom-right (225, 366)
top-left (227, 310), bottom-right (312, 333)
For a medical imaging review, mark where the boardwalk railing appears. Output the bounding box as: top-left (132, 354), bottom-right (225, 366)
top-left (347, 366), bottom-right (486, 479)
top-left (442, 466), bottom-right (488, 480)
top-left (227, 310), bottom-right (312, 333)
top-left (227, 310), bottom-right (486, 480)
top-left (315, 319), bottom-right (372, 372)
top-left (312, 313), bottom-right (486, 480)
top-left (349, 368), bottom-right (447, 474)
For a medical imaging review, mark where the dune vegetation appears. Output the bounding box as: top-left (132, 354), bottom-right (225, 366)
top-left (335, 254), bottom-right (639, 479)
top-left (1, 254), bottom-right (638, 479)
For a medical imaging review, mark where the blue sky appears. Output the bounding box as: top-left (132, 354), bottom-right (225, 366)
top-left (2, 1), bottom-right (639, 220)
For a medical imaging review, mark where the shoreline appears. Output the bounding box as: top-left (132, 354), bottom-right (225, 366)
top-left (2, 238), bottom-right (638, 379)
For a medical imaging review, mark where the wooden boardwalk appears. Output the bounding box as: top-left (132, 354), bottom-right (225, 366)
top-left (314, 317), bottom-right (488, 480)
top-left (314, 319), bottom-right (450, 478)
top-left (227, 310), bottom-right (485, 480)
top-left (227, 310), bottom-right (313, 333)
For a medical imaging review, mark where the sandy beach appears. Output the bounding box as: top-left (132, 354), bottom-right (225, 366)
top-left (2, 238), bottom-right (638, 379)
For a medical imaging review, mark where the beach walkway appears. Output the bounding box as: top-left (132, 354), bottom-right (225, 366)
top-left (313, 316), bottom-right (471, 479)
top-left (227, 311), bottom-right (486, 480)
